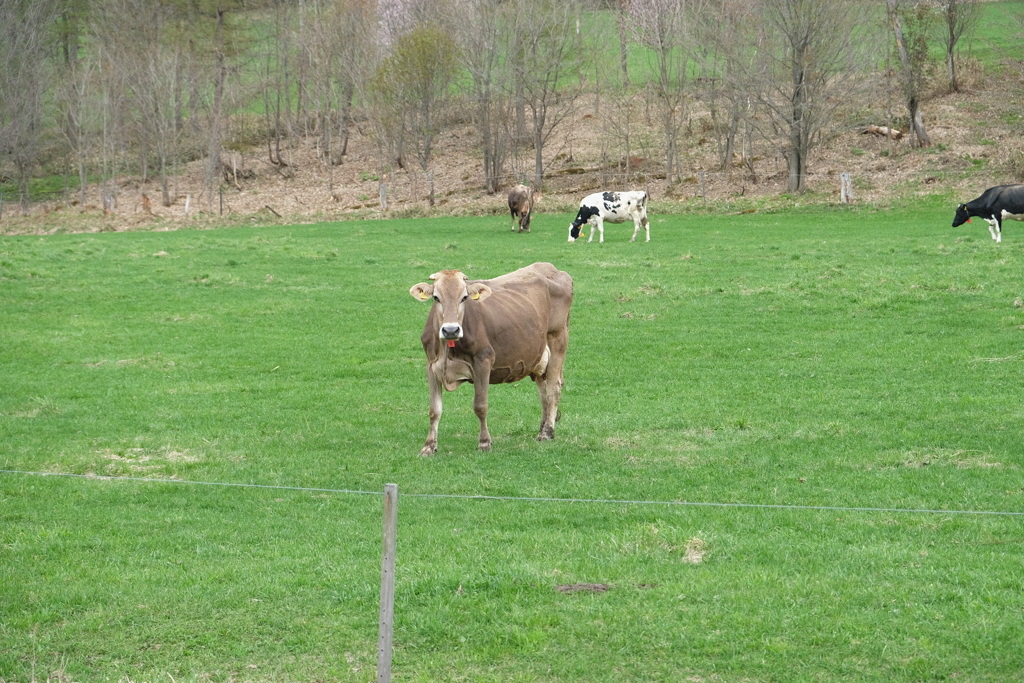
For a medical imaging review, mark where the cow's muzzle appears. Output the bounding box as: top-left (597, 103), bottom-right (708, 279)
top-left (440, 323), bottom-right (463, 340)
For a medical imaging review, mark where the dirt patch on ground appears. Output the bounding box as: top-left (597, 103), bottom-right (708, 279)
top-left (3, 76), bottom-right (1022, 235)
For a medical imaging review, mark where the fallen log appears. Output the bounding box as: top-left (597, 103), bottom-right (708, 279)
top-left (861, 125), bottom-right (903, 141)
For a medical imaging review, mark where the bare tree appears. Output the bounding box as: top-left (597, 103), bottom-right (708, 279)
top-left (628, 0), bottom-right (690, 181)
top-left (91, 0), bottom-right (191, 207)
top-left (690, 0), bottom-right (759, 175)
top-left (751, 0), bottom-right (873, 191)
top-left (176, 0), bottom-right (250, 212)
top-left (615, 0), bottom-right (633, 88)
top-left (937, 0), bottom-right (981, 92)
top-left (56, 36), bottom-right (101, 207)
top-left (887, 0), bottom-right (934, 148)
top-left (456, 0), bottom-right (513, 193)
top-left (0, 0), bottom-right (60, 212)
top-left (205, 8), bottom-right (229, 210)
top-left (600, 90), bottom-right (646, 178)
top-left (506, 0), bottom-right (586, 189)
top-left (262, 1), bottom-right (299, 174)
top-left (380, 23), bottom-right (461, 206)
top-left (297, 0), bottom-right (376, 193)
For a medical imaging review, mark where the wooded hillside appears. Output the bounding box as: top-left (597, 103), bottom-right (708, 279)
top-left (1, 0), bottom-right (1022, 232)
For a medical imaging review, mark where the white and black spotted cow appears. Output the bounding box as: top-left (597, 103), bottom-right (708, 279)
top-left (568, 190), bottom-right (650, 243)
top-left (952, 184), bottom-right (1024, 243)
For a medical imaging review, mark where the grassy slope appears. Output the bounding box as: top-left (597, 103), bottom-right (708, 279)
top-left (1, 203), bottom-right (1023, 681)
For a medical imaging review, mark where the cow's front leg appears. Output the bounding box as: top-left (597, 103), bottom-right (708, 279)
top-left (986, 217), bottom-right (1000, 242)
top-left (420, 371), bottom-right (443, 456)
top-left (473, 381), bottom-right (492, 451)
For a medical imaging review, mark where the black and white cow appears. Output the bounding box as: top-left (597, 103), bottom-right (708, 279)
top-left (568, 190), bottom-right (650, 243)
top-left (952, 184), bottom-right (1024, 243)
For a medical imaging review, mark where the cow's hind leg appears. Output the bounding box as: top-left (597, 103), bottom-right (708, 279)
top-left (534, 374), bottom-right (562, 441)
top-left (536, 338), bottom-right (567, 441)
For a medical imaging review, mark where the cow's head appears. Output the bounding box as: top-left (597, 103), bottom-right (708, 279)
top-left (952, 203), bottom-right (971, 227)
top-left (410, 269), bottom-right (492, 341)
top-left (568, 203), bottom-right (599, 242)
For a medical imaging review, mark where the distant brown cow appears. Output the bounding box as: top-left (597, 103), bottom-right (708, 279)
top-left (507, 184), bottom-right (534, 232)
top-left (409, 262), bottom-right (573, 455)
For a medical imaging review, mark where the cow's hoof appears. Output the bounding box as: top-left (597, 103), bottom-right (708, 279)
top-left (536, 429), bottom-right (554, 442)
top-left (478, 442), bottom-right (492, 452)
top-left (420, 445), bottom-right (437, 457)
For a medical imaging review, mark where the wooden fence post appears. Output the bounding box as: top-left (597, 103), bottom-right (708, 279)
top-left (377, 483), bottom-right (398, 683)
top-left (840, 172), bottom-right (853, 204)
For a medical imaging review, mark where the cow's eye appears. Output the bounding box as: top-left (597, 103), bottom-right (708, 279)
top-left (460, 295), bottom-right (469, 303)
top-left (433, 295), bottom-right (440, 303)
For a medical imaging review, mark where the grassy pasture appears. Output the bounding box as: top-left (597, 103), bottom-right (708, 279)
top-left (2, 201), bottom-right (1024, 682)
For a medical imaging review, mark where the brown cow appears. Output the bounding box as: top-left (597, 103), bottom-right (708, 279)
top-left (507, 184), bottom-right (534, 232)
top-left (409, 262), bottom-right (573, 455)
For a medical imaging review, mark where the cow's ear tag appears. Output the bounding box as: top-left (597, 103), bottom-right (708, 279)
top-left (418, 291), bottom-right (430, 300)
top-left (471, 292), bottom-right (481, 300)
top-left (967, 218), bottom-right (972, 223)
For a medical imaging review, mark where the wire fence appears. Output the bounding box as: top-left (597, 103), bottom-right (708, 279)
top-left (2, 468), bottom-right (1021, 518)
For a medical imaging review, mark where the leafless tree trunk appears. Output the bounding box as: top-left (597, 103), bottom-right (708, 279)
top-left (57, 49), bottom-right (98, 208)
top-left (628, 0), bottom-right (692, 182)
top-left (887, 0), bottom-right (933, 148)
top-left (0, 0), bottom-right (60, 212)
top-left (601, 90), bottom-right (643, 177)
top-left (390, 24), bottom-right (460, 207)
top-left (457, 0), bottom-right (512, 194)
top-left (938, 0), bottom-right (981, 93)
top-left (507, 0), bottom-right (586, 190)
top-left (204, 9), bottom-right (228, 211)
top-left (92, 0), bottom-right (190, 208)
top-left (615, 0), bottom-right (632, 88)
top-left (263, 2), bottom-right (296, 173)
top-left (691, 0), bottom-right (757, 175)
top-left (751, 0), bottom-right (874, 191)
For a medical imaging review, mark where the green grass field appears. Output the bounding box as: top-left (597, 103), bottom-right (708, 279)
top-left (2, 200), bottom-right (1023, 682)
